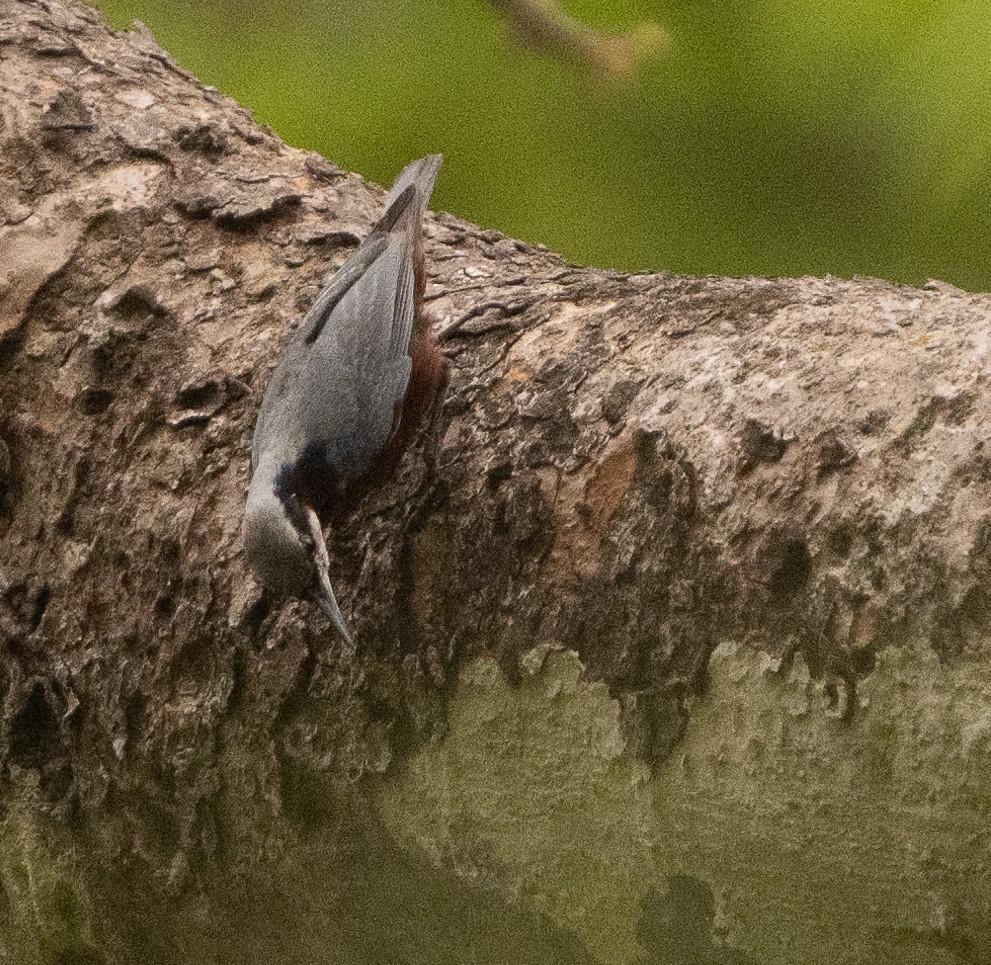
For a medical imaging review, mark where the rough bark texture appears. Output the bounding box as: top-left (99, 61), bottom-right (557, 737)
top-left (2, 0), bottom-right (991, 961)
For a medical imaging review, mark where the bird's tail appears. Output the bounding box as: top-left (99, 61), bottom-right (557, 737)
top-left (376, 154), bottom-right (442, 234)
top-left (387, 154), bottom-right (442, 210)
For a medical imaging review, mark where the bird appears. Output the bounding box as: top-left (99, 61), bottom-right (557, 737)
top-left (242, 154), bottom-right (448, 645)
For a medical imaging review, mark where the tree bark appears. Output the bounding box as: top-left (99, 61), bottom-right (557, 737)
top-left (3, 1), bottom-right (991, 961)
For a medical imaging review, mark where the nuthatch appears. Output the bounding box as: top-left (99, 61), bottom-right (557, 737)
top-left (243, 154), bottom-right (448, 644)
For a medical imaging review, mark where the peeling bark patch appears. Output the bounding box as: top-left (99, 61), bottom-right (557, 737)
top-left (174, 122), bottom-right (228, 157)
top-left (814, 428), bottom-right (856, 478)
top-left (173, 193), bottom-right (220, 220)
top-left (86, 162), bottom-right (168, 216)
top-left (892, 393), bottom-right (974, 455)
top-left (174, 181), bottom-right (303, 230)
top-left (174, 378), bottom-right (224, 413)
top-left (738, 419), bottom-right (787, 471)
top-left (40, 90), bottom-right (93, 139)
top-left (104, 285), bottom-right (168, 322)
top-left (0, 212), bottom-right (82, 341)
top-left (602, 379), bottom-right (640, 425)
top-left (216, 190), bottom-right (303, 228)
top-left (584, 438), bottom-right (637, 530)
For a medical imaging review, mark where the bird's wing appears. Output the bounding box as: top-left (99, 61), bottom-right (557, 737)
top-left (295, 233), bottom-right (390, 347)
top-left (299, 228), bottom-right (416, 476)
top-left (252, 155), bottom-right (442, 478)
top-left (293, 150), bottom-right (441, 348)
top-left (297, 151), bottom-right (441, 360)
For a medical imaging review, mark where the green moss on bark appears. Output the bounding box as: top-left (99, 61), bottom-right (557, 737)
top-left (0, 812), bottom-right (101, 965)
top-left (380, 643), bottom-right (991, 965)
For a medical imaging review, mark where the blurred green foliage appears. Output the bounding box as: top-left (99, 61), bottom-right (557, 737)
top-left (95, 0), bottom-right (991, 290)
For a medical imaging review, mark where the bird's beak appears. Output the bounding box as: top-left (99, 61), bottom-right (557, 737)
top-left (316, 568), bottom-right (353, 646)
top-left (305, 507), bottom-right (354, 647)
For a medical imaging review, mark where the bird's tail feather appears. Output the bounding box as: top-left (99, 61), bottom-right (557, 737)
top-left (386, 153), bottom-right (442, 210)
top-left (375, 154), bottom-right (442, 237)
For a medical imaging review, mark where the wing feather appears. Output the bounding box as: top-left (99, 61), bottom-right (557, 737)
top-left (299, 232), bottom-right (414, 475)
top-left (296, 234), bottom-right (389, 346)
top-left (251, 154), bottom-right (442, 483)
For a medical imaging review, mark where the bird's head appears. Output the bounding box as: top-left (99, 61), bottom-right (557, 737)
top-left (243, 467), bottom-right (352, 645)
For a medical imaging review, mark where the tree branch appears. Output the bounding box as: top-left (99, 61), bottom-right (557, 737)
top-left (2, 0), bottom-right (991, 958)
top-left (484, 0), bottom-right (668, 79)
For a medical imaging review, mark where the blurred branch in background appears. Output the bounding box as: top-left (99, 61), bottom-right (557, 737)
top-left (91, 0), bottom-right (991, 290)
top-left (485, 0), bottom-right (668, 80)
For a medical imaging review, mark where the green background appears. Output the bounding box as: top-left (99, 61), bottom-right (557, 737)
top-left (95, 0), bottom-right (991, 291)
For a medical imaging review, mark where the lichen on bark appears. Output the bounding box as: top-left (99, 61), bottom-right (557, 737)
top-left (383, 642), bottom-right (991, 965)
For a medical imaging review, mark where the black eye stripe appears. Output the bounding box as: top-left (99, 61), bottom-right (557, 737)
top-left (274, 461), bottom-right (296, 501)
top-left (274, 468), bottom-right (309, 537)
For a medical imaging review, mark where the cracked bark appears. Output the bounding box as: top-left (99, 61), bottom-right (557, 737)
top-left (2, 0), bottom-right (991, 959)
